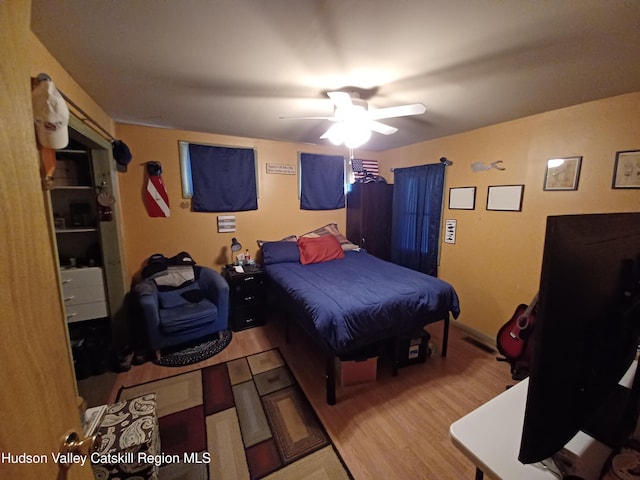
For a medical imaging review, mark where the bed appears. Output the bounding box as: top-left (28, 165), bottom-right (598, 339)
top-left (261, 236), bottom-right (460, 404)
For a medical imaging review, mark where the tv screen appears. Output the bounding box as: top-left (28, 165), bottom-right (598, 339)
top-left (518, 212), bottom-right (640, 465)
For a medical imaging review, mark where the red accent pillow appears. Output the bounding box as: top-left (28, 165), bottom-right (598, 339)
top-left (297, 235), bottom-right (345, 265)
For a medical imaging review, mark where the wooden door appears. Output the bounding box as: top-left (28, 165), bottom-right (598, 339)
top-left (0, 2), bottom-right (93, 479)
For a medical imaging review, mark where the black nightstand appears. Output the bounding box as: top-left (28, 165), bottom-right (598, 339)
top-left (223, 265), bottom-right (267, 331)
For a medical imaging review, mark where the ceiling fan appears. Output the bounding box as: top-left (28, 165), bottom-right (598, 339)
top-left (282, 91), bottom-right (426, 148)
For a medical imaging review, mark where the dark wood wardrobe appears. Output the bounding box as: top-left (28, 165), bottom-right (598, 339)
top-left (346, 182), bottom-right (394, 261)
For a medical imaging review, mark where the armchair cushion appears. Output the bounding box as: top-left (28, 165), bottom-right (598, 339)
top-left (159, 299), bottom-right (218, 334)
top-left (157, 285), bottom-right (202, 309)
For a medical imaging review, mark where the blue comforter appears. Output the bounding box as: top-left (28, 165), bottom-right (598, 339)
top-left (266, 250), bottom-right (460, 353)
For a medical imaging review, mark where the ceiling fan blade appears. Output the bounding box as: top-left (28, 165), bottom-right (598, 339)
top-left (279, 115), bottom-right (335, 120)
top-left (368, 103), bottom-right (426, 120)
top-left (368, 120), bottom-right (398, 136)
top-left (327, 91), bottom-right (353, 110)
top-left (320, 124), bottom-right (341, 140)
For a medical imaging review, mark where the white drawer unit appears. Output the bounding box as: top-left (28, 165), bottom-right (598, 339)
top-left (60, 267), bottom-right (109, 323)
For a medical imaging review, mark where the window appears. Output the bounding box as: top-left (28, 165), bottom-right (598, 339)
top-left (179, 141), bottom-right (258, 212)
top-left (299, 153), bottom-right (347, 210)
top-left (390, 163), bottom-right (445, 276)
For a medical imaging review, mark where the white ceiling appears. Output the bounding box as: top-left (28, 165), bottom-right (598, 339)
top-left (31, 0), bottom-right (640, 152)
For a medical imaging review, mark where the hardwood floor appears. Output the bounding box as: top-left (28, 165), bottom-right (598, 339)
top-left (82, 312), bottom-right (514, 479)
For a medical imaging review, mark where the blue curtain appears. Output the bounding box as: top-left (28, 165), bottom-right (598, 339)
top-left (390, 163), bottom-right (445, 276)
top-left (189, 144), bottom-right (257, 212)
top-left (300, 153), bottom-right (345, 210)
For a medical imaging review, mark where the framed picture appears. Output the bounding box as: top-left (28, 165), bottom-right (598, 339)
top-left (612, 150), bottom-right (640, 189)
top-left (543, 156), bottom-right (582, 191)
top-left (444, 219), bottom-right (457, 244)
top-left (449, 187), bottom-right (476, 210)
top-left (487, 185), bottom-right (524, 211)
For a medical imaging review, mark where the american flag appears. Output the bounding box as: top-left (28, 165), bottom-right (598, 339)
top-left (352, 158), bottom-right (379, 180)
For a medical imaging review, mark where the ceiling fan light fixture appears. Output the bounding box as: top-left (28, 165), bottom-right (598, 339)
top-left (287, 89), bottom-right (424, 148)
top-left (323, 121), bottom-right (371, 148)
top-left (324, 123), bottom-right (345, 145)
top-left (344, 123), bottom-right (371, 148)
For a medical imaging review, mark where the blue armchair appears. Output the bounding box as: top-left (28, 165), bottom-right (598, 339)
top-left (134, 266), bottom-right (229, 354)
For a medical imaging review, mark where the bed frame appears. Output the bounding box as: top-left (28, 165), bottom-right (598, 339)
top-left (273, 280), bottom-right (451, 405)
top-left (320, 315), bottom-right (449, 405)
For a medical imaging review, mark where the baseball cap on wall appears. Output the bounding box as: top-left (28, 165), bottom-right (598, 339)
top-left (112, 140), bottom-right (133, 171)
top-left (31, 79), bottom-right (69, 149)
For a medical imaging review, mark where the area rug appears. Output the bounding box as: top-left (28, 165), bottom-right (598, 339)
top-left (118, 349), bottom-right (352, 479)
top-left (153, 329), bottom-right (232, 367)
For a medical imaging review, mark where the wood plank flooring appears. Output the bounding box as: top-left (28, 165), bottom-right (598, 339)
top-left (81, 312), bottom-right (514, 479)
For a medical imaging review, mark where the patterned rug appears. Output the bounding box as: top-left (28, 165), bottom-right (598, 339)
top-left (153, 329), bottom-right (233, 367)
top-left (118, 349), bottom-right (352, 479)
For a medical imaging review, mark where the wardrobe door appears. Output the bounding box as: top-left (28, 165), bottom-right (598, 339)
top-left (346, 183), bottom-right (364, 248)
top-left (362, 183), bottom-right (393, 260)
top-left (347, 183), bottom-right (393, 261)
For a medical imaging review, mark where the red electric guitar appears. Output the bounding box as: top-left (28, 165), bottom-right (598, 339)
top-left (496, 292), bottom-right (538, 362)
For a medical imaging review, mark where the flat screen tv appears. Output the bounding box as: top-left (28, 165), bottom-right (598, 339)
top-left (518, 212), bottom-right (640, 465)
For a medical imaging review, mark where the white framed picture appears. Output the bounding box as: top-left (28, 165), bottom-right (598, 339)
top-left (486, 185), bottom-right (524, 211)
top-left (449, 187), bottom-right (476, 210)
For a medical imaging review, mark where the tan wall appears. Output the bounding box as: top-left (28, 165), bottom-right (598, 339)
top-left (114, 124), bottom-right (379, 279)
top-left (379, 93), bottom-right (640, 340)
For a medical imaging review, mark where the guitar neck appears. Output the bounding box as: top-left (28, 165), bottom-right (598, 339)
top-left (522, 292), bottom-right (539, 317)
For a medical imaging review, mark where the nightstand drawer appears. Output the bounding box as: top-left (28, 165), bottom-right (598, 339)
top-left (231, 307), bottom-right (265, 331)
top-left (230, 276), bottom-right (265, 302)
top-left (231, 286), bottom-right (266, 305)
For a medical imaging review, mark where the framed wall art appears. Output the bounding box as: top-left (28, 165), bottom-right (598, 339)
top-left (448, 186), bottom-right (476, 210)
top-left (444, 219), bottom-right (457, 244)
top-left (486, 185), bottom-right (524, 211)
top-left (612, 150), bottom-right (640, 189)
top-left (543, 156), bottom-right (582, 191)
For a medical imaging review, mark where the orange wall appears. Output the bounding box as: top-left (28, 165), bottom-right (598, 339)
top-left (114, 124), bottom-right (379, 278)
top-left (379, 93), bottom-right (640, 340)
top-left (28, 30), bottom-right (639, 339)
top-left (29, 33), bottom-right (115, 139)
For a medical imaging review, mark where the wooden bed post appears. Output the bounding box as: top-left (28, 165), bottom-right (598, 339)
top-left (326, 353), bottom-right (337, 405)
